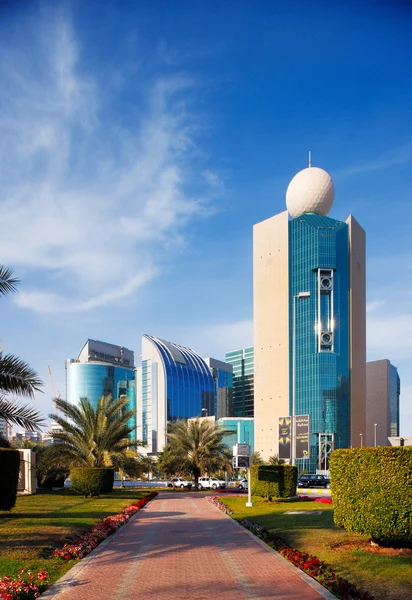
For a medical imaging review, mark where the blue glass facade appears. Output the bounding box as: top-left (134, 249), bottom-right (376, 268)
top-left (143, 335), bottom-right (215, 421)
top-left (66, 362), bottom-right (136, 438)
top-left (225, 347), bottom-right (254, 417)
top-left (289, 214), bottom-right (350, 471)
top-left (218, 418), bottom-right (254, 452)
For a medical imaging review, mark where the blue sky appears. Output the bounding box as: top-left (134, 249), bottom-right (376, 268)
top-left (1, 0), bottom-right (411, 435)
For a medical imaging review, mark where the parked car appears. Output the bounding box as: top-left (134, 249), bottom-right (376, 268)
top-left (198, 476), bottom-right (226, 490)
top-left (297, 474), bottom-right (330, 488)
top-left (167, 477), bottom-right (192, 489)
top-left (238, 478), bottom-right (248, 490)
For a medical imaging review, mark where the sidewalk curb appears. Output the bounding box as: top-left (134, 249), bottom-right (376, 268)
top-left (40, 499), bottom-right (154, 599)
top-left (210, 500), bottom-right (336, 600)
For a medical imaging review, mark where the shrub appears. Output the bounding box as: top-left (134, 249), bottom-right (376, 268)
top-left (70, 467), bottom-right (114, 496)
top-left (0, 448), bottom-right (20, 510)
top-left (330, 446), bottom-right (412, 542)
top-left (251, 464), bottom-right (297, 499)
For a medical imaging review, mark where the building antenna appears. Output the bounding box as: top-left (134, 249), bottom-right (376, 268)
top-left (308, 150), bottom-right (312, 168)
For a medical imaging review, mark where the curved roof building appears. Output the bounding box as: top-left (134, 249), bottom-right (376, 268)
top-left (136, 334), bottom-right (215, 453)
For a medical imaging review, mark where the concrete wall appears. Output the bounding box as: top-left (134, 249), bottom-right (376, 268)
top-left (346, 215), bottom-right (367, 447)
top-left (253, 210), bottom-right (289, 460)
top-left (366, 359), bottom-right (390, 446)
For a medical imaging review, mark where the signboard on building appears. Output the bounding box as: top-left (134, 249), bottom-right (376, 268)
top-left (295, 414), bottom-right (310, 459)
top-left (278, 417), bottom-right (291, 459)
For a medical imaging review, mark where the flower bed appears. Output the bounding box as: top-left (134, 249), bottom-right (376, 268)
top-left (206, 496), bottom-right (234, 514)
top-left (209, 496), bottom-right (374, 600)
top-left (0, 492), bottom-right (158, 599)
top-left (54, 491), bottom-right (158, 560)
top-left (299, 495), bottom-right (333, 504)
top-left (0, 570), bottom-right (49, 600)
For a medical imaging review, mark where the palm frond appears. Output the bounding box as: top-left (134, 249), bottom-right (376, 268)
top-left (0, 265), bottom-right (19, 297)
top-left (0, 396), bottom-right (45, 431)
top-left (0, 354), bottom-right (43, 397)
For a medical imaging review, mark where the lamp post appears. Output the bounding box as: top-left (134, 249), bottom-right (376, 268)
top-left (201, 408), bottom-right (208, 418)
top-left (292, 291), bottom-right (310, 465)
top-left (374, 423), bottom-right (377, 447)
top-left (360, 433), bottom-right (363, 448)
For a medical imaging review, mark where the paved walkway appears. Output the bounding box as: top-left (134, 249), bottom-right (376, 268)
top-left (43, 492), bottom-right (334, 600)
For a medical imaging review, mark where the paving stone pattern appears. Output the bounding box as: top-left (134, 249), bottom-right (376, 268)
top-left (45, 492), bottom-right (329, 599)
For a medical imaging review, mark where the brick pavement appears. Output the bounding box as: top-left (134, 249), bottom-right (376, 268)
top-left (43, 492), bottom-right (335, 600)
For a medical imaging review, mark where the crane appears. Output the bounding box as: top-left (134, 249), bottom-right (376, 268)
top-left (48, 365), bottom-right (61, 419)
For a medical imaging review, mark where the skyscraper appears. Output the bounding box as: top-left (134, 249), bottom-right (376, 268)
top-left (203, 357), bottom-right (233, 419)
top-left (253, 164), bottom-right (366, 470)
top-left (366, 359), bottom-right (400, 446)
top-left (66, 339), bottom-right (137, 440)
top-left (136, 334), bottom-right (215, 454)
top-left (225, 347), bottom-right (254, 417)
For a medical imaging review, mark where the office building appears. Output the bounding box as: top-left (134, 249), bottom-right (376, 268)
top-left (225, 347), bottom-right (254, 417)
top-left (253, 163), bottom-right (366, 469)
top-left (136, 334), bottom-right (215, 454)
top-left (204, 357), bottom-right (233, 419)
top-left (66, 339), bottom-right (136, 440)
top-left (366, 359), bottom-right (400, 446)
top-left (218, 417), bottom-right (254, 452)
top-left (0, 418), bottom-right (8, 440)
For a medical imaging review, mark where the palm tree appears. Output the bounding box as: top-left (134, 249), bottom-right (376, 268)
top-left (268, 454), bottom-right (285, 465)
top-left (251, 450), bottom-right (264, 466)
top-left (165, 418), bottom-right (232, 488)
top-left (0, 265), bottom-right (44, 431)
top-left (139, 454), bottom-right (157, 480)
top-left (48, 395), bottom-right (140, 469)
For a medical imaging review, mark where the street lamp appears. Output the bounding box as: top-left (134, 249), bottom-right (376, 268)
top-left (292, 291), bottom-right (311, 465)
top-left (360, 433), bottom-right (363, 448)
top-left (201, 408), bottom-right (208, 417)
top-left (374, 423), bottom-right (377, 447)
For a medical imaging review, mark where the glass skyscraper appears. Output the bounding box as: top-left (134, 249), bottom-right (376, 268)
top-left (254, 164), bottom-right (366, 470)
top-left (366, 359), bottom-right (400, 445)
top-left (66, 339), bottom-right (136, 440)
top-left (136, 334), bottom-right (215, 454)
top-left (204, 357), bottom-right (233, 419)
top-left (225, 347), bottom-right (254, 417)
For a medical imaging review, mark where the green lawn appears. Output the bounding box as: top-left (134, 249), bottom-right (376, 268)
top-left (0, 489), bottom-right (151, 584)
top-left (221, 496), bottom-right (412, 600)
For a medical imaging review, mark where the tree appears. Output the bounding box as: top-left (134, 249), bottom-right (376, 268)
top-left (164, 418), bottom-right (232, 487)
top-left (268, 454), bottom-right (285, 465)
top-left (0, 265), bottom-right (44, 431)
top-left (251, 450), bottom-right (264, 466)
top-left (138, 454), bottom-right (157, 480)
top-left (48, 395), bottom-right (141, 469)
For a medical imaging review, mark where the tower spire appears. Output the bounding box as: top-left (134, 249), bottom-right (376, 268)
top-left (308, 150), bottom-right (312, 168)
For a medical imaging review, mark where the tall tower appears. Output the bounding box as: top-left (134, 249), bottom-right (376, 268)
top-left (253, 163), bottom-right (366, 470)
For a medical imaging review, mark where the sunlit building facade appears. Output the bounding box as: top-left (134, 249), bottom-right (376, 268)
top-left (136, 334), bottom-right (215, 454)
top-left (254, 164), bottom-right (366, 470)
top-left (66, 339), bottom-right (136, 441)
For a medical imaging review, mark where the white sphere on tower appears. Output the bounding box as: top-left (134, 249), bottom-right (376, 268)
top-left (286, 166), bottom-right (334, 219)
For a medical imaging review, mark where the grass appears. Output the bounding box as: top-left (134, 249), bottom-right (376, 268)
top-left (221, 496), bottom-right (412, 600)
top-left (0, 488), bottom-right (151, 584)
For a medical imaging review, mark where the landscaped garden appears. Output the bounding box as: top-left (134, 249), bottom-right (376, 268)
top-left (216, 495), bottom-right (412, 600)
top-left (0, 488), bottom-right (155, 591)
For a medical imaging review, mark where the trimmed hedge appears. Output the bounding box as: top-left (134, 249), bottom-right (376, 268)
top-left (0, 448), bottom-right (21, 510)
top-left (70, 467), bottom-right (114, 496)
top-left (251, 464), bottom-right (297, 499)
top-left (330, 447), bottom-right (412, 542)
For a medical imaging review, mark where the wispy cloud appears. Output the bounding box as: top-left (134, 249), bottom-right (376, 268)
top-left (335, 146), bottom-right (411, 179)
top-left (0, 8), bottom-right (217, 315)
top-left (366, 300), bottom-right (386, 313)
